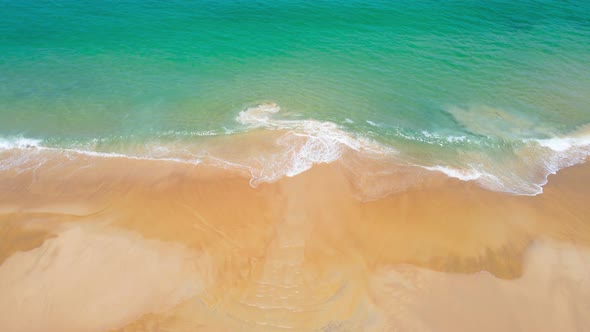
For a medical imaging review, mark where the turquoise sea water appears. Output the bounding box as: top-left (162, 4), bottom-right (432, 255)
top-left (1, 0), bottom-right (590, 194)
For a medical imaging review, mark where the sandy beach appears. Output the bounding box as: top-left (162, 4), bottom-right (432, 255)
top-left (0, 145), bottom-right (588, 331)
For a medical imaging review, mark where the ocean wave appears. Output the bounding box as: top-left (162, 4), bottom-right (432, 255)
top-left (235, 103), bottom-right (397, 186)
top-left (533, 126), bottom-right (590, 152)
top-left (0, 137), bottom-right (43, 150)
top-left (524, 124), bottom-right (590, 190)
top-left (1, 104), bottom-right (589, 197)
top-left (0, 137), bottom-right (202, 169)
top-left (0, 105), bottom-right (397, 187)
top-left (417, 129), bottom-right (590, 196)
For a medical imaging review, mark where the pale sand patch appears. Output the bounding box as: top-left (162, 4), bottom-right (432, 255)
top-left (369, 240), bottom-right (590, 332)
top-left (112, 240), bottom-right (590, 332)
top-left (0, 225), bottom-right (207, 332)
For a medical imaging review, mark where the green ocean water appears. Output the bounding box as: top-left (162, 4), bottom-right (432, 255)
top-left (1, 0), bottom-right (590, 194)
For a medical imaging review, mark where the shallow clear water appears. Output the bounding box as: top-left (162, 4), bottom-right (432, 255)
top-left (1, 0), bottom-right (590, 193)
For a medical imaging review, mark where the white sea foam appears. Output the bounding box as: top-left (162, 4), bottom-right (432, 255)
top-left (1, 105), bottom-right (589, 196)
top-left (0, 104), bottom-right (396, 187)
top-left (66, 148), bottom-right (201, 165)
top-left (0, 137), bottom-right (43, 150)
top-left (408, 124), bottom-right (590, 196)
top-left (421, 163), bottom-right (543, 195)
top-left (446, 135), bottom-right (467, 143)
top-left (421, 165), bottom-right (482, 182)
top-left (514, 131), bottom-right (590, 194)
top-left (235, 103), bottom-right (281, 127)
top-left (235, 103), bottom-right (397, 185)
top-left (0, 137), bottom-right (201, 167)
top-left (534, 136), bottom-right (590, 153)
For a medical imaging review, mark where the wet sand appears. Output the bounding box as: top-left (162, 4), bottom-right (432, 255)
top-left (0, 149), bottom-right (589, 331)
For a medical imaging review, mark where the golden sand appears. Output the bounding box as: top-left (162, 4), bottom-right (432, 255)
top-left (0, 149), bottom-right (589, 331)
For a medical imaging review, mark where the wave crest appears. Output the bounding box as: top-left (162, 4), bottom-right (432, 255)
top-left (235, 103), bottom-right (397, 186)
top-left (1, 104), bottom-right (589, 197)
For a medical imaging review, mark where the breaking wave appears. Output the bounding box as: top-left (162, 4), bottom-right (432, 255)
top-left (1, 103), bottom-right (589, 196)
